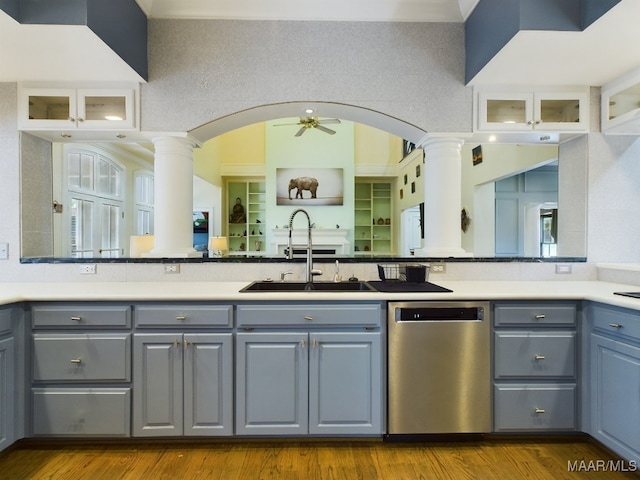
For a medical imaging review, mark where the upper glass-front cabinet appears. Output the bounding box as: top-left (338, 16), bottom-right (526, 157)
top-left (18, 86), bottom-right (137, 131)
top-left (601, 66), bottom-right (640, 134)
top-left (476, 88), bottom-right (589, 132)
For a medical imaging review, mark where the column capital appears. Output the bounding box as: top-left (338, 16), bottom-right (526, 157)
top-left (151, 135), bottom-right (198, 154)
top-left (416, 133), bottom-right (470, 150)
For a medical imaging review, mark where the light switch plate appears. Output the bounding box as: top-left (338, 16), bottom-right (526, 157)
top-left (0, 243), bottom-right (8, 259)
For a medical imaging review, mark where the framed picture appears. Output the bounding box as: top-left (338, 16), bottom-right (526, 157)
top-left (276, 168), bottom-right (344, 205)
top-left (472, 145), bottom-right (483, 166)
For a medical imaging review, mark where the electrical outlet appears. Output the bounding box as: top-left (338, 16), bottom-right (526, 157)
top-left (430, 262), bottom-right (446, 274)
top-left (79, 264), bottom-right (97, 274)
top-left (0, 242), bottom-right (8, 260)
top-left (555, 263), bottom-right (572, 274)
top-left (164, 264), bottom-right (180, 274)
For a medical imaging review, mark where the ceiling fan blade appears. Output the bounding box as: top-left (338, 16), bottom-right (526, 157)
top-left (295, 126), bottom-right (307, 137)
top-left (273, 122), bottom-right (300, 127)
top-left (318, 118), bottom-right (341, 125)
top-left (315, 125), bottom-right (336, 135)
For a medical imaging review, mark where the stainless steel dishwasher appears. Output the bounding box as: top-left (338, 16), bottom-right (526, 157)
top-left (387, 301), bottom-right (491, 436)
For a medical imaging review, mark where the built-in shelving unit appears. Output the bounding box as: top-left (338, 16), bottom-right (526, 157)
top-left (354, 181), bottom-right (392, 255)
top-left (226, 180), bottom-right (266, 256)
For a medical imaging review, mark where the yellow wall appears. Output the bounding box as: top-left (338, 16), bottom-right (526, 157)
top-left (354, 123), bottom-right (403, 166)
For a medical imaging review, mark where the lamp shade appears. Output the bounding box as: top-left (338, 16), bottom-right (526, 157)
top-left (130, 235), bottom-right (154, 258)
top-left (208, 236), bottom-right (228, 256)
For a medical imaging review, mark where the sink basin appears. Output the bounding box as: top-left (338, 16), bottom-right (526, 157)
top-left (240, 281), bottom-right (376, 292)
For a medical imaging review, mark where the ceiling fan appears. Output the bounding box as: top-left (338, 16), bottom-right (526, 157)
top-left (274, 116), bottom-right (341, 137)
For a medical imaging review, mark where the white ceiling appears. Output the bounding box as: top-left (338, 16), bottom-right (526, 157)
top-left (1, 0), bottom-right (638, 89)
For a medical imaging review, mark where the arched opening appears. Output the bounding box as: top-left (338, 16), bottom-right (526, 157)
top-left (189, 101), bottom-right (427, 145)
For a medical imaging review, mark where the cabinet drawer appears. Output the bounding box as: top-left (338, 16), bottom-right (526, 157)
top-left (32, 304), bottom-right (131, 328)
top-left (33, 333), bottom-right (131, 382)
top-left (32, 388), bottom-right (130, 437)
top-left (591, 304), bottom-right (640, 343)
top-left (237, 303), bottom-right (382, 328)
top-left (494, 302), bottom-right (576, 326)
top-left (135, 304), bottom-right (232, 328)
top-left (494, 331), bottom-right (576, 378)
top-left (494, 384), bottom-right (576, 431)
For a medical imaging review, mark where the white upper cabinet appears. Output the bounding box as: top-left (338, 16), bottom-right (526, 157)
top-left (18, 85), bottom-right (138, 132)
top-left (476, 88), bottom-right (589, 133)
top-left (601, 66), bottom-right (640, 134)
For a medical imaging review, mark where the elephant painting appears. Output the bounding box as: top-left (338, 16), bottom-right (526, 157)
top-left (288, 177), bottom-right (319, 200)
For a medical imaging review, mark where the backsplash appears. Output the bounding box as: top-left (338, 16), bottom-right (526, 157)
top-left (4, 260), bottom-right (597, 284)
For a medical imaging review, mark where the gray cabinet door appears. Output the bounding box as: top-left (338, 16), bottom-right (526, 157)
top-left (133, 334), bottom-right (183, 437)
top-left (236, 332), bottom-right (308, 435)
top-left (183, 333), bottom-right (233, 436)
top-left (309, 332), bottom-right (382, 435)
top-left (0, 336), bottom-right (15, 450)
top-left (590, 333), bottom-right (640, 464)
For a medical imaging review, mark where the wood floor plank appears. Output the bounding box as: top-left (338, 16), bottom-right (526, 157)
top-left (0, 439), bottom-right (638, 480)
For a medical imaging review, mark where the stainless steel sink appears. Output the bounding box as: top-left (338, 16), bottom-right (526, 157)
top-left (240, 281), bottom-right (376, 292)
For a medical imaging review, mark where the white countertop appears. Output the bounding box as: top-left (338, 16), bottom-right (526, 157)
top-left (2, 280), bottom-right (640, 310)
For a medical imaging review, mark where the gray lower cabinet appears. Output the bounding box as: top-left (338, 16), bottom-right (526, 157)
top-left (30, 303), bottom-right (132, 437)
top-left (493, 301), bottom-right (578, 432)
top-left (589, 303), bottom-right (640, 464)
top-left (235, 302), bottom-right (383, 436)
top-left (132, 303), bottom-right (234, 437)
top-left (0, 309), bottom-right (16, 450)
top-left (132, 333), bottom-right (233, 437)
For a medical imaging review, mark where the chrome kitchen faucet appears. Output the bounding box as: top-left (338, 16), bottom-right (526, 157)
top-left (287, 208), bottom-right (322, 283)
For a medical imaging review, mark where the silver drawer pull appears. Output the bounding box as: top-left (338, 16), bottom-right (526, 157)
top-left (304, 315), bottom-right (314, 321)
top-left (534, 355), bottom-right (546, 360)
top-left (534, 408), bottom-right (546, 414)
top-left (174, 339), bottom-right (180, 348)
top-left (609, 323), bottom-right (623, 329)
top-left (301, 339), bottom-right (306, 348)
top-left (70, 358), bottom-right (82, 364)
top-left (70, 316), bottom-right (82, 322)
top-left (176, 315), bottom-right (187, 321)
top-left (184, 339), bottom-right (190, 349)
top-left (534, 314), bottom-right (546, 320)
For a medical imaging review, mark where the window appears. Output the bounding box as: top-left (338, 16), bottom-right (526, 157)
top-left (65, 151), bottom-right (124, 258)
top-left (134, 171), bottom-right (154, 235)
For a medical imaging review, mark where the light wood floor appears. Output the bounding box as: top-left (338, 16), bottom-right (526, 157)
top-left (0, 437), bottom-right (638, 480)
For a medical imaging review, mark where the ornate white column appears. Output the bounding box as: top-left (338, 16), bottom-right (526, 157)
top-left (147, 135), bottom-right (200, 258)
top-left (414, 135), bottom-right (468, 257)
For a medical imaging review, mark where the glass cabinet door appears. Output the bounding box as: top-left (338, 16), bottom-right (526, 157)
top-left (477, 92), bottom-right (534, 131)
top-left (535, 92), bottom-right (587, 131)
top-left (77, 89), bottom-right (135, 129)
top-left (22, 88), bottom-right (77, 128)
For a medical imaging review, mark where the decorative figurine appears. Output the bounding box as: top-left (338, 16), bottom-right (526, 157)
top-left (230, 197), bottom-right (246, 223)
